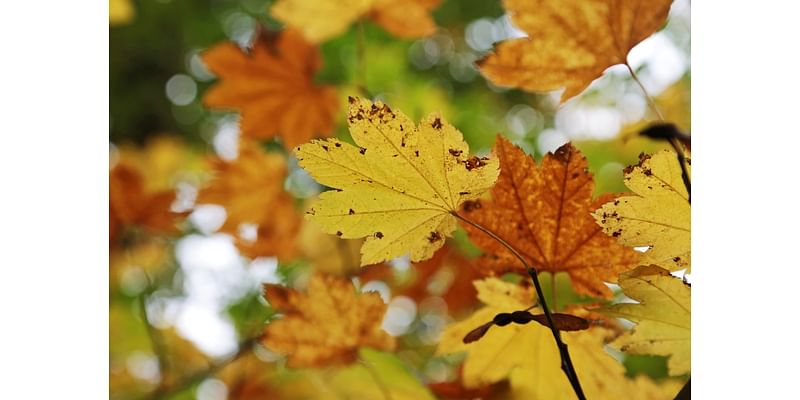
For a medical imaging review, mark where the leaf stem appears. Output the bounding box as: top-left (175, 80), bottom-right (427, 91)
top-left (626, 62), bottom-right (692, 203)
top-left (452, 212), bottom-right (586, 400)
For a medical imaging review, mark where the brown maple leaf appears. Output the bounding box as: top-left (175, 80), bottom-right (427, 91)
top-left (109, 163), bottom-right (185, 244)
top-left (262, 273), bottom-right (396, 367)
top-left (478, 0), bottom-right (673, 102)
top-left (459, 136), bottom-right (640, 298)
top-left (201, 28), bottom-right (339, 149)
top-left (195, 141), bottom-right (300, 260)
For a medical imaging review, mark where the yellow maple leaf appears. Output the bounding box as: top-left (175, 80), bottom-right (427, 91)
top-left (603, 265), bottom-right (691, 376)
top-left (593, 150), bottom-right (691, 271)
top-left (270, 0), bottom-right (440, 43)
top-left (262, 273), bottom-right (396, 367)
top-left (461, 137), bottom-right (640, 298)
top-left (478, 0), bottom-right (673, 102)
top-left (201, 29), bottom-right (339, 149)
top-left (295, 97), bottom-right (499, 265)
top-left (196, 140), bottom-right (301, 260)
top-left (437, 278), bottom-right (682, 399)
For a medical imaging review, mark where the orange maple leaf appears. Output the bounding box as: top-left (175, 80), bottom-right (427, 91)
top-left (262, 273), bottom-right (396, 367)
top-left (459, 136), bottom-right (640, 298)
top-left (201, 29), bottom-right (339, 149)
top-left (195, 141), bottom-right (300, 260)
top-left (478, 0), bottom-right (673, 102)
top-left (109, 163), bottom-right (184, 244)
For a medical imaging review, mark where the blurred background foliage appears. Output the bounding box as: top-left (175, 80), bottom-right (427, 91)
top-left (110, 0), bottom-right (689, 398)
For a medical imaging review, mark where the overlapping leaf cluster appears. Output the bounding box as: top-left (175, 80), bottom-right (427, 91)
top-left (110, 0), bottom-right (691, 398)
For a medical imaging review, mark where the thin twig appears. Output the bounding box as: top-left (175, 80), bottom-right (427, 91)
top-left (453, 212), bottom-right (586, 400)
top-left (626, 62), bottom-right (692, 203)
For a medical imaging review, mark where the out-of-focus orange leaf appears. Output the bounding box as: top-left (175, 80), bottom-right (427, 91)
top-left (262, 273), bottom-right (396, 367)
top-left (196, 141), bottom-right (300, 260)
top-left (270, 0), bottom-right (440, 43)
top-left (400, 245), bottom-right (481, 314)
top-left (109, 163), bottom-right (185, 244)
top-left (428, 366), bottom-right (510, 400)
top-left (201, 29), bottom-right (339, 149)
top-left (478, 0), bottom-right (673, 102)
top-left (460, 137), bottom-right (640, 298)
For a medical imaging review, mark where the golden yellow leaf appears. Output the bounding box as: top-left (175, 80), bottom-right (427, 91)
top-left (262, 273), bottom-right (396, 367)
top-left (461, 137), bottom-right (640, 298)
top-left (196, 141), bottom-right (301, 260)
top-left (270, 0), bottom-right (440, 43)
top-left (478, 0), bottom-right (673, 102)
top-left (437, 278), bottom-right (682, 399)
top-left (593, 150), bottom-right (691, 271)
top-left (109, 0), bottom-right (134, 26)
top-left (328, 348), bottom-right (437, 400)
top-left (295, 97), bottom-right (499, 265)
top-left (603, 265), bottom-right (690, 376)
top-left (201, 29), bottom-right (339, 149)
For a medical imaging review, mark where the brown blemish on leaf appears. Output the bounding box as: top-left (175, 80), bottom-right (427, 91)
top-left (464, 156), bottom-right (487, 170)
top-left (335, 142), bottom-right (341, 148)
top-left (414, 150), bottom-right (420, 157)
top-left (449, 149), bottom-right (463, 157)
top-left (462, 200), bottom-right (482, 212)
top-left (349, 208), bottom-right (355, 215)
top-left (432, 117), bottom-right (442, 129)
top-left (359, 147), bottom-right (367, 155)
top-left (552, 143), bottom-right (573, 164)
top-left (336, 231), bottom-right (343, 236)
top-left (375, 232), bottom-right (384, 239)
top-left (427, 231), bottom-right (442, 243)
top-left (321, 145), bottom-right (329, 151)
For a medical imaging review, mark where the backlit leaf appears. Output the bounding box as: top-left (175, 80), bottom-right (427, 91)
top-left (461, 136), bottom-right (640, 298)
top-left (478, 0), bottom-right (673, 102)
top-left (602, 265), bottom-right (691, 376)
top-left (593, 150), bottom-right (691, 271)
top-left (295, 97), bottom-right (499, 265)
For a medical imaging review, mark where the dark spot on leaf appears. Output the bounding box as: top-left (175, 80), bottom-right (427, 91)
top-left (375, 232), bottom-right (384, 239)
top-left (336, 231), bottom-right (342, 237)
top-left (414, 150), bottom-right (419, 157)
top-left (464, 156), bottom-right (487, 171)
top-left (643, 168), bottom-right (653, 176)
top-left (613, 200), bottom-right (620, 206)
top-left (322, 145), bottom-right (329, 151)
top-left (399, 125), bottom-right (403, 132)
top-left (571, 172), bottom-right (579, 179)
top-left (449, 149), bottom-right (463, 157)
top-left (463, 200), bottom-right (481, 212)
top-left (612, 230), bottom-right (622, 237)
top-left (673, 257), bottom-right (681, 262)
top-left (552, 143), bottom-right (573, 164)
top-left (432, 117), bottom-right (442, 129)
top-left (348, 96), bottom-right (357, 104)
top-left (459, 191), bottom-right (469, 195)
top-left (335, 142), bottom-right (341, 148)
top-left (370, 104), bottom-right (379, 115)
top-left (359, 147), bottom-right (367, 155)
top-left (349, 209), bottom-right (355, 215)
top-left (427, 231), bottom-right (442, 243)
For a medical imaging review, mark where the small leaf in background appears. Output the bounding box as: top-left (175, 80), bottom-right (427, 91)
top-left (594, 150), bottom-right (691, 271)
top-left (461, 136), bottom-right (640, 298)
top-left (602, 265), bottom-right (691, 376)
top-left (478, 0), bottom-right (673, 102)
top-left (196, 141), bottom-right (301, 260)
top-left (201, 29), bottom-right (339, 149)
top-left (270, 0), bottom-right (441, 43)
top-left (295, 97), bottom-right (499, 265)
top-left (262, 273), bottom-right (396, 367)
top-left (109, 163), bottom-right (185, 244)
top-left (437, 278), bottom-right (682, 399)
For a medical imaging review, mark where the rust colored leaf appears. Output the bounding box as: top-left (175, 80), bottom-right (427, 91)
top-left (478, 0), bottom-right (673, 102)
top-left (195, 141), bottom-right (300, 260)
top-left (201, 29), bottom-right (339, 148)
top-left (262, 273), bottom-right (396, 368)
top-left (460, 136), bottom-right (640, 298)
top-left (109, 163), bottom-right (185, 244)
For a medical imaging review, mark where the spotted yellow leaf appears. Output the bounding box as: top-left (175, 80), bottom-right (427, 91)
top-left (603, 265), bottom-right (691, 376)
top-left (594, 150), bottom-right (691, 271)
top-left (436, 278), bottom-right (682, 399)
top-left (295, 97), bottom-right (499, 265)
